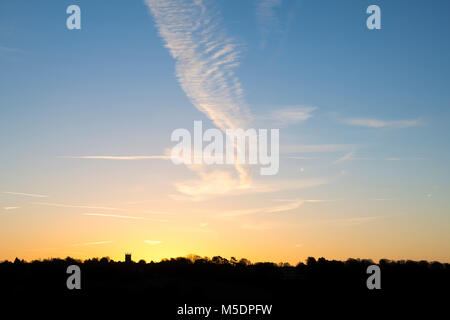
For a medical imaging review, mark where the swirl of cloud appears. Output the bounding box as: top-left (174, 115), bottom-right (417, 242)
top-left (146, 0), bottom-right (253, 196)
top-left (146, 0), bottom-right (251, 131)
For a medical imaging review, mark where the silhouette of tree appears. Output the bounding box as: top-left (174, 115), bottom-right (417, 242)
top-left (306, 257), bottom-right (316, 266)
top-left (1, 253), bottom-right (448, 313)
top-left (100, 257), bottom-right (110, 263)
top-left (238, 258), bottom-right (251, 266)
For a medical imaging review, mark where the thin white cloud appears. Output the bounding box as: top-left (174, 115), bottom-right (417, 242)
top-left (281, 144), bottom-right (353, 153)
top-left (267, 106), bottom-right (316, 126)
top-left (0, 46), bottom-right (25, 54)
top-left (146, 0), bottom-right (251, 132)
top-left (256, 0), bottom-right (282, 47)
top-left (83, 213), bottom-right (145, 219)
top-left (287, 156), bottom-right (317, 160)
top-left (272, 198), bottom-right (332, 203)
top-left (77, 241), bottom-right (112, 246)
top-left (385, 157), bottom-right (423, 161)
top-left (34, 202), bottom-right (121, 211)
top-left (60, 155), bottom-right (170, 160)
top-left (172, 175), bottom-right (330, 202)
top-left (342, 118), bottom-right (423, 128)
top-left (173, 170), bottom-right (248, 201)
top-left (83, 213), bottom-right (169, 222)
top-left (339, 216), bottom-right (380, 225)
top-left (141, 210), bottom-right (176, 216)
top-left (220, 198), bottom-right (326, 217)
top-left (146, 0), bottom-right (253, 197)
top-left (257, 0), bottom-right (282, 26)
top-left (333, 151), bottom-right (354, 164)
top-left (0, 46), bottom-right (26, 57)
top-left (144, 240), bottom-right (163, 245)
top-left (3, 207), bottom-right (19, 210)
top-left (2, 191), bottom-right (48, 198)
top-left (320, 216), bottom-right (381, 226)
top-left (265, 200), bottom-right (305, 213)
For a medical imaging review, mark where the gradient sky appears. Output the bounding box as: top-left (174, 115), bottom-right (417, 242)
top-left (1, 0), bottom-right (449, 264)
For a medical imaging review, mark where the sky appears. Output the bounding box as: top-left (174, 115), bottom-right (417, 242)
top-left (1, 0), bottom-right (449, 264)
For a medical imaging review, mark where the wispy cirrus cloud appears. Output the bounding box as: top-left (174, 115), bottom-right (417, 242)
top-left (3, 207), bottom-right (19, 210)
top-left (60, 155), bottom-right (170, 160)
top-left (172, 175), bottom-right (330, 202)
top-left (342, 118), bottom-right (423, 128)
top-left (220, 198), bottom-right (328, 217)
top-left (385, 157), bottom-right (424, 161)
top-left (281, 144), bottom-right (354, 153)
top-left (83, 213), bottom-right (145, 220)
top-left (265, 106), bottom-right (316, 126)
top-left (287, 156), bottom-right (317, 160)
top-left (73, 240), bottom-right (112, 246)
top-left (333, 151), bottom-right (354, 164)
top-left (144, 240), bottom-right (163, 245)
top-left (333, 216), bottom-right (381, 226)
top-left (173, 170), bottom-right (249, 201)
top-left (2, 191), bottom-right (48, 198)
top-left (82, 213), bottom-right (169, 222)
top-left (256, 0), bottom-right (300, 49)
top-left (146, 0), bottom-right (251, 132)
top-left (264, 199), bottom-right (306, 213)
top-left (309, 216), bottom-right (382, 227)
top-left (146, 0), bottom-right (253, 199)
top-left (256, 0), bottom-right (282, 47)
top-left (0, 46), bottom-right (20, 53)
top-left (0, 46), bottom-right (25, 55)
top-left (34, 202), bottom-right (121, 211)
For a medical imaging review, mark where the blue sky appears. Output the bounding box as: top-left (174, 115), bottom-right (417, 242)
top-left (1, 0), bottom-right (449, 262)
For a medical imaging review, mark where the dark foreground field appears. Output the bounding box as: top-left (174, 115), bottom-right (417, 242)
top-left (1, 256), bottom-right (449, 317)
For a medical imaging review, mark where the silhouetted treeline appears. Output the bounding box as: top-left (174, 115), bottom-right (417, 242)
top-left (1, 255), bottom-right (449, 317)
